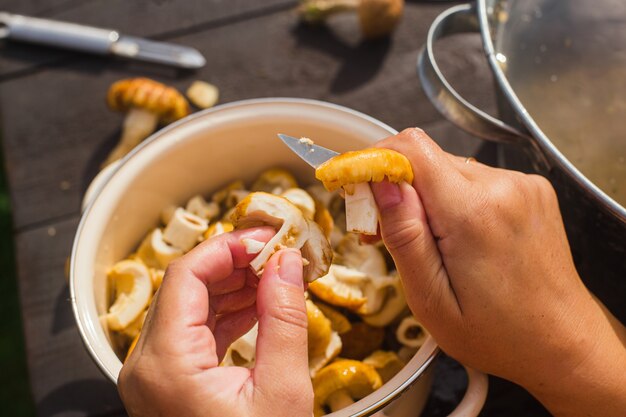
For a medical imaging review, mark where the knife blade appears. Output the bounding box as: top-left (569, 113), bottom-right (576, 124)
top-left (0, 12), bottom-right (206, 69)
top-left (277, 134), bottom-right (339, 169)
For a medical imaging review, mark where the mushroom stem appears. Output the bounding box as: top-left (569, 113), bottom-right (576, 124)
top-left (328, 389), bottom-right (355, 412)
top-left (344, 183), bottom-right (379, 235)
top-left (299, 0), bottom-right (359, 23)
top-left (102, 108), bottom-right (159, 167)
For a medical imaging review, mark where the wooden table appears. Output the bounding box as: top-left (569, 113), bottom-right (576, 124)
top-left (0, 1), bottom-right (548, 416)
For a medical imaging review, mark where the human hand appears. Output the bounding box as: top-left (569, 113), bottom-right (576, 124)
top-left (118, 228), bottom-right (313, 417)
top-left (370, 128), bottom-right (626, 416)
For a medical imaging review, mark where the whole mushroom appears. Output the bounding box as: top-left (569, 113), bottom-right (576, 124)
top-left (313, 359), bottom-right (382, 416)
top-left (315, 148), bottom-right (413, 235)
top-left (103, 78), bottom-right (190, 167)
top-left (299, 0), bottom-right (404, 39)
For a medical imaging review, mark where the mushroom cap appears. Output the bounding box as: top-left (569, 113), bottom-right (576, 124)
top-left (362, 274), bottom-right (408, 327)
top-left (107, 77), bottom-right (190, 123)
top-left (308, 264), bottom-right (367, 309)
top-left (251, 168), bottom-right (298, 194)
top-left (315, 148), bottom-right (413, 192)
top-left (307, 300), bottom-right (333, 358)
top-left (302, 219), bottom-right (333, 282)
top-left (313, 359), bottom-right (382, 415)
top-left (363, 350), bottom-right (405, 383)
top-left (281, 188), bottom-right (316, 219)
top-left (316, 302), bottom-right (352, 334)
top-left (358, 0), bottom-right (404, 39)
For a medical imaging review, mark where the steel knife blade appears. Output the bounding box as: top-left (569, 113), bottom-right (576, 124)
top-left (277, 134), bottom-right (339, 169)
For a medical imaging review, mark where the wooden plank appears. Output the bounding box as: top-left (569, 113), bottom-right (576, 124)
top-left (0, 0), bottom-right (297, 79)
top-left (1, 1), bottom-right (496, 230)
top-left (15, 217), bottom-right (125, 417)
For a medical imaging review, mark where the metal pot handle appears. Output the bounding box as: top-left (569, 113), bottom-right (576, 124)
top-left (417, 4), bottom-right (528, 145)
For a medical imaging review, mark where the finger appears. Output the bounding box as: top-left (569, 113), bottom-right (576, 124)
top-left (371, 180), bottom-right (462, 320)
top-left (213, 305), bottom-right (258, 361)
top-left (211, 285), bottom-right (257, 314)
top-left (207, 268), bottom-right (247, 295)
top-left (253, 249), bottom-right (310, 395)
top-left (375, 128), bottom-right (470, 237)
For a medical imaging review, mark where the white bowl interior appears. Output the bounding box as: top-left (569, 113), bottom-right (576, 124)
top-left (71, 99), bottom-right (437, 416)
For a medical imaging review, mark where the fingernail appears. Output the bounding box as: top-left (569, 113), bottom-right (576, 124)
top-left (371, 181), bottom-right (403, 211)
top-left (278, 250), bottom-right (303, 288)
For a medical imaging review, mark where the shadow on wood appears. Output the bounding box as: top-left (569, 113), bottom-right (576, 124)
top-left (37, 378), bottom-right (124, 417)
top-left (291, 21), bottom-right (391, 94)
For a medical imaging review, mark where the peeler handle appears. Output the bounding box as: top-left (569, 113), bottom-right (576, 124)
top-left (0, 12), bottom-right (117, 54)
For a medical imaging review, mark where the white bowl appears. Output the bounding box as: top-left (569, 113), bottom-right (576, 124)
top-left (70, 98), bottom-right (486, 417)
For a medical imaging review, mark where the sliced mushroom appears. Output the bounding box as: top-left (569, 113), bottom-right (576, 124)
top-left (396, 316), bottom-right (429, 349)
top-left (231, 192), bottom-right (331, 282)
top-left (136, 228), bottom-right (183, 269)
top-left (149, 268), bottom-right (165, 291)
top-left (313, 359), bottom-right (382, 417)
top-left (315, 148), bottom-right (414, 235)
top-left (221, 324), bottom-right (258, 368)
top-left (104, 78), bottom-right (189, 167)
top-left (212, 180), bottom-right (245, 205)
top-left (362, 274), bottom-right (408, 327)
top-left (335, 233), bottom-right (387, 277)
top-left (105, 260), bottom-right (152, 331)
top-left (121, 309), bottom-right (148, 340)
top-left (186, 195), bottom-right (220, 221)
top-left (281, 188), bottom-right (316, 219)
top-left (162, 208), bottom-right (208, 252)
top-left (251, 168), bottom-right (298, 194)
top-left (186, 81), bottom-right (219, 109)
top-left (363, 350), bottom-right (405, 383)
top-left (308, 264), bottom-right (368, 310)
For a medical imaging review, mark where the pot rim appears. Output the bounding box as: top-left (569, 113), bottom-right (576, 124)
top-left (69, 97), bottom-right (440, 415)
top-left (477, 0), bottom-right (626, 223)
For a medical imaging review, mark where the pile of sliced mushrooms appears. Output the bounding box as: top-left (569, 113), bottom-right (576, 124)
top-left (103, 149), bottom-right (429, 416)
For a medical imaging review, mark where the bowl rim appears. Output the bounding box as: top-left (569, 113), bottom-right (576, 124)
top-left (70, 97), bottom-right (440, 415)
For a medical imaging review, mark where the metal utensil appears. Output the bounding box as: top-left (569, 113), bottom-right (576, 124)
top-left (0, 12), bottom-right (206, 69)
top-left (277, 133), bottom-right (339, 169)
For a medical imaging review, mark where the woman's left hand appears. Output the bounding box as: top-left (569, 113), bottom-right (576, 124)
top-left (118, 228), bottom-right (313, 417)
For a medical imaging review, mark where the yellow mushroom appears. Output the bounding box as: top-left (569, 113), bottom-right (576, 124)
top-left (231, 192), bottom-right (332, 282)
top-left (307, 300), bottom-right (343, 377)
top-left (281, 188), bottom-right (316, 219)
top-left (362, 273), bottom-right (408, 327)
top-left (121, 309), bottom-right (147, 340)
top-left (315, 148), bottom-right (413, 235)
top-left (313, 359), bottom-right (382, 416)
top-left (221, 324), bottom-right (258, 368)
top-left (186, 80), bottom-right (219, 109)
top-left (105, 260), bottom-right (152, 331)
top-left (104, 78), bottom-right (190, 167)
top-left (251, 168), bottom-right (298, 194)
top-left (396, 316), bottom-right (429, 349)
top-left (212, 180), bottom-right (246, 205)
top-left (363, 350), bottom-right (405, 383)
top-left (136, 228), bottom-right (183, 269)
top-left (298, 0), bottom-right (404, 40)
top-left (316, 303), bottom-right (352, 334)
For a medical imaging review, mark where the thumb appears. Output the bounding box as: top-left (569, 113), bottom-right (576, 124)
top-left (371, 181), bottom-right (454, 317)
top-left (253, 249), bottom-right (311, 396)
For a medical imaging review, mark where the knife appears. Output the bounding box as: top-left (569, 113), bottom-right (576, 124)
top-left (278, 133), bottom-right (339, 169)
top-left (0, 12), bottom-right (206, 69)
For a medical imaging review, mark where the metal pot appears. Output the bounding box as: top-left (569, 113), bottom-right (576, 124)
top-left (419, 1), bottom-right (626, 321)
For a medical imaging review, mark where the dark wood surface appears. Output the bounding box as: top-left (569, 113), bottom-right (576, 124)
top-left (0, 1), bottom-right (548, 416)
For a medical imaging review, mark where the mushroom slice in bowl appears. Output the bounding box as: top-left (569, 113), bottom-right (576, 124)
top-left (104, 260), bottom-right (152, 331)
top-left (231, 192), bottom-right (332, 282)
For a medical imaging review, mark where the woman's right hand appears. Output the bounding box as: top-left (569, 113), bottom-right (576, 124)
top-left (370, 128), bottom-right (626, 417)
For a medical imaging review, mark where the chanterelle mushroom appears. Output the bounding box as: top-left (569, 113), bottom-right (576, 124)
top-left (231, 192), bottom-right (332, 282)
top-left (313, 359), bottom-right (382, 416)
top-left (363, 350), bottom-right (405, 383)
top-left (307, 300), bottom-right (343, 377)
top-left (105, 260), bottom-right (152, 331)
top-left (315, 148), bottom-right (413, 235)
top-left (298, 0), bottom-right (404, 39)
top-left (103, 78), bottom-right (190, 167)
